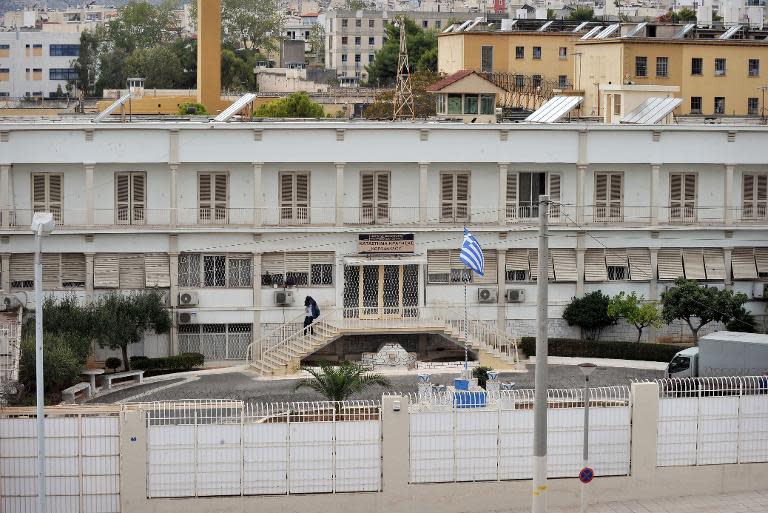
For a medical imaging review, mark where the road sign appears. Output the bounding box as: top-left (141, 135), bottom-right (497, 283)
top-left (579, 467), bottom-right (594, 484)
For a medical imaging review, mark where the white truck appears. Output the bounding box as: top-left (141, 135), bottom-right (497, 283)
top-left (666, 331), bottom-right (768, 378)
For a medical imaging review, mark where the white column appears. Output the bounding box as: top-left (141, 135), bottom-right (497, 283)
top-left (648, 248), bottom-right (659, 343)
top-left (724, 164), bottom-right (734, 224)
top-left (335, 252), bottom-right (344, 311)
top-left (419, 162), bottom-right (429, 225)
top-left (0, 254), bottom-right (9, 293)
top-left (252, 162), bottom-right (263, 227)
top-left (0, 165), bottom-right (9, 228)
top-left (252, 252), bottom-right (262, 359)
top-left (169, 235), bottom-right (179, 356)
top-left (335, 162), bottom-right (345, 226)
top-left (724, 247), bottom-right (733, 289)
top-left (84, 163), bottom-right (95, 225)
top-left (576, 231), bottom-right (585, 298)
top-left (498, 163), bottom-right (508, 225)
top-left (497, 248), bottom-right (506, 333)
top-left (169, 164), bottom-right (178, 227)
top-left (576, 165), bottom-right (586, 224)
top-left (84, 253), bottom-right (94, 304)
top-left (418, 261), bottom-right (426, 309)
top-left (650, 164), bottom-right (660, 225)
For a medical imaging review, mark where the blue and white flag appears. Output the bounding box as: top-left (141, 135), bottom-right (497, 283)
top-left (459, 228), bottom-right (484, 276)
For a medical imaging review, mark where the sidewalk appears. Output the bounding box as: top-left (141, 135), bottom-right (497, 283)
top-left (527, 355), bottom-right (669, 371)
top-left (500, 490), bottom-right (768, 513)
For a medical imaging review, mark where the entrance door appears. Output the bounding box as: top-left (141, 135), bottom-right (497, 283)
top-left (343, 264), bottom-right (419, 319)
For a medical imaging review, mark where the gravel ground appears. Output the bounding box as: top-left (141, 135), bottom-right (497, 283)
top-left (92, 364), bottom-right (664, 404)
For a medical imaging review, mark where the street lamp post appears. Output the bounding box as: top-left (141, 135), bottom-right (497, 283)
top-left (579, 362), bottom-right (597, 513)
top-left (32, 212), bottom-right (55, 513)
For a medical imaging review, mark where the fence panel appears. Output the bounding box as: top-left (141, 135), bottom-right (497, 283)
top-left (698, 396), bottom-right (739, 465)
top-left (288, 422), bottom-right (334, 494)
top-left (409, 411), bottom-right (454, 483)
top-left (243, 423), bottom-right (288, 495)
top-left (455, 409), bottom-right (498, 482)
top-left (739, 394), bottom-right (768, 463)
top-left (498, 408), bottom-right (532, 480)
top-left (657, 397), bottom-right (698, 466)
top-left (335, 420), bottom-right (381, 492)
top-left (147, 425), bottom-right (196, 498)
top-left (196, 424), bottom-right (241, 496)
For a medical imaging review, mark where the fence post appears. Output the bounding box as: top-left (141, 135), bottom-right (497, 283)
top-left (120, 407), bottom-right (149, 513)
top-left (381, 395), bottom-right (410, 493)
top-left (630, 382), bottom-right (659, 479)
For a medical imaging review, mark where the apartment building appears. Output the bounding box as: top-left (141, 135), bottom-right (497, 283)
top-left (325, 10), bottom-right (476, 84)
top-left (2, 120), bottom-right (768, 362)
top-left (0, 31), bottom-right (80, 98)
top-left (2, 6), bottom-right (118, 32)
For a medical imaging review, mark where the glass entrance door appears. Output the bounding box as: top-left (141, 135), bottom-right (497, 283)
top-left (343, 264), bottom-right (419, 319)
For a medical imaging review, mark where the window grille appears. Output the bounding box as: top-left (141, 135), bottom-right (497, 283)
top-left (180, 254), bottom-right (253, 288)
top-left (178, 323), bottom-right (253, 360)
top-left (427, 250), bottom-right (496, 284)
top-left (260, 252), bottom-right (334, 287)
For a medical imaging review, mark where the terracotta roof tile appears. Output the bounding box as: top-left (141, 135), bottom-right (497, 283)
top-left (425, 69), bottom-right (476, 92)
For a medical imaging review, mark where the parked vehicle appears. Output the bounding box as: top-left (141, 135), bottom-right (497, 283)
top-left (667, 331), bottom-right (768, 378)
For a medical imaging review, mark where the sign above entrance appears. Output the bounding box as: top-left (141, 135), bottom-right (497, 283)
top-left (358, 234), bottom-right (415, 254)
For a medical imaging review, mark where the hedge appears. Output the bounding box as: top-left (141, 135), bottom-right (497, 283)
top-left (130, 353), bottom-right (205, 372)
top-left (519, 337), bottom-right (687, 362)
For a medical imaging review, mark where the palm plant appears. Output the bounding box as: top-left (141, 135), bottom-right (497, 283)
top-left (294, 361), bottom-right (390, 403)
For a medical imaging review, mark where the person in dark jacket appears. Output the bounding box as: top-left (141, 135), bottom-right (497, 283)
top-left (304, 296), bottom-right (319, 334)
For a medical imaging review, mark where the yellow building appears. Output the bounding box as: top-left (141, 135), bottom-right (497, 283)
top-left (438, 31), bottom-right (577, 90)
top-left (575, 39), bottom-right (768, 117)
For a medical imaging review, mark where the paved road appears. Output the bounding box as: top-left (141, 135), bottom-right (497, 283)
top-left (499, 490), bottom-right (768, 513)
top-left (93, 364), bottom-right (663, 404)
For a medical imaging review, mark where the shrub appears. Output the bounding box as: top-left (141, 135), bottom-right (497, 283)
top-left (19, 334), bottom-right (82, 393)
top-left (178, 102), bottom-right (208, 115)
top-left (562, 291), bottom-right (614, 341)
top-left (472, 366), bottom-right (494, 389)
top-left (130, 353), bottom-right (205, 372)
top-left (519, 337), bottom-right (687, 363)
top-left (105, 357), bottom-right (122, 373)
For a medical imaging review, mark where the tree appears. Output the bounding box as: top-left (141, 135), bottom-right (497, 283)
top-left (19, 333), bottom-right (82, 396)
top-left (673, 7), bottom-right (697, 22)
top-left (608, 292), bottom-right (663, 343)
top-left (307, 24), bottom-right (326, 64)
top-left (70, 29), bottom-right (103, 96)
top-left (255, 92), bottom-right (325, 117)
top-left (365, 17), bottom-right (437, 87)
top-left (562, 291), bottom-right (614, 341)
top-left (171, 37), bottom-right (198, 89)
top-left (92, 290), bottom-right (172, 371)
top-left (124, 45), bottom-right (183, 88)
top-left (726, 307), bottom-right (757, 333)
top-left (107, 0), bottom-right (181, 53)
top-left (344, 0), bottom-right (374, 9)
top-left (96, 47), bottom-right (129, 91)
top-left (221, 48), bottom-right (259, 92)
top-left (661, 277), bottom-right (749, 344)
top-left (294, 362), bottom-right (390, 403)
top-left (568, 7), bottom-right (595, 21)
top-left (220, 0), bottom-right (285, 53)
top-left (363, 70), bottom-right (440, 119)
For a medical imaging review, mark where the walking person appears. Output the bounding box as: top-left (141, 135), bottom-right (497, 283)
top-left (304, 296), bottom-right (320, 334)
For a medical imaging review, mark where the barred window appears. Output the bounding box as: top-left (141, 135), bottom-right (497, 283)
top-left (179, 254), bottom-right (252, 288)
top-left (178, 323), bottom-right (253, 360)
top-left (427, 250), bottom-right (497, 284)
top-left (261, 252), bottom-right (334, 287)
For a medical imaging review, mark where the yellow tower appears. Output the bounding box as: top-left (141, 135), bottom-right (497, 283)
top-left (196, 0), bottom-right (222, 112)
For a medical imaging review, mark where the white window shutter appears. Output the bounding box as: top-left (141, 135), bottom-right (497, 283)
top-left (279, 173), bottom-right (294, 222)
top-left (755, 247), bottom-right (768, 276)
top-left (548, 173), bottom-right (561, 218)
top-left (475, 250), bottom-right (497, 284)
top-left (427, 250), bottom-right (450, 282)
top-left (605, 248), bottom-right (628, 267)
top-left (309, 252), bottom-right (334, 265)
top-left (584, 249), bottom-right (607, 282)
top-left (455, 173), bottom-right (470, 222)
top-left (116, 173), bottom-right (130, 224)
top-left (199, 173), bottom-right (212, 221)
top-left (376, 172), bottom-right (390, 223)
top-left (61, 253), bottom-right (86, 287)
top-left (360, 172), bottom-right (374, 223)
top-left (145, 253), bottom-right (171, 287)
top-left (551, 248), bottom-right (577, 282)
top-left (657, 248), bottom-right (684, 280)
top-left (670, 173), bottom-right (682, 219)
top-left (506, 172), bottom-right (518, 221)
top-left (627, 248), bottom-right (652, 281)
top-left (440, 173), bottom-right (454, 222)
top-left (682, 248), bottom-right (706, 280)
top-left (10, 254), bottom-right (34, 285)
top-left (41, 254), bottom-right (61, 289)
top-left (703, 248), bottom-right (725, 280)
top-left (295, 173), bottom-right (309, 223)
top-left (529, 249), bottom-right (554, 280)
top-left (262, 253), bottom-right (285, 276)
top-left (505, 249), bottom-right (529, 271)
top-left (94, 254), bottom-right (119, 288)
top-left (47, 174), bottom-right (62, 222)
top-left (119, 254), bottom-right (146, 289)
top-left (284, 252), bottom-right (310, 273)
top-left (732, 248), bottom-right (757, 280)
top-left (132, 173), bottom-right (146, 224)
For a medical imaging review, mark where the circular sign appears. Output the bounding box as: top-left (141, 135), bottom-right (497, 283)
top-left (578, 467), bottom-right (594, 484)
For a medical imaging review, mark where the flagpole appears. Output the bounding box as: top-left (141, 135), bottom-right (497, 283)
top-left (464, 271), bottom-right (468, 378)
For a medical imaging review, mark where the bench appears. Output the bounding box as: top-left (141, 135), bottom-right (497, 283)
top-left (62, 382), bottom-right (92, 404)
top-left (101, 370), bottom-right (144, 391)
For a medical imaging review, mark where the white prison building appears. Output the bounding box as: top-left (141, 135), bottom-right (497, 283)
top-left (0, 120), bottom-right (767, 367)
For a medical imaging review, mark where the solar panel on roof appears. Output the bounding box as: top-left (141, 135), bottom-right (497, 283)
top-left (442, 24), bottom-right (456, 33)
top-left (465, 16), bottom-right (484, 32)
top-left (673, 23), bottom-right (696, 39)
top-left (525, 96), bottom-right (584, 123)
top-left (537, 20), bottom-right (554, 32)
top-left (580, 26), bottom-right (602, 40)
top-left (454, 19), bottom-right (473, 32)
top-left (92, 93), bottom-right (131, 123)
top-left (624, 22), bottom-right (647, 38)
top-left (572, 21), bottom-right (589, 32)
top-left (594, 23), bottom-right (620, 39)
top-left (719, 25), bottom-right (741, 39)
top-left (213, 93), bottom-right (257, 122)
top-left (620, 97), bottom-right (683, 124)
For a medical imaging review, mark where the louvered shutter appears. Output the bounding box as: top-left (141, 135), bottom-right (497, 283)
top-left (427, 250), bottom-right (450, 282)
top-left (609, 173), bottom-right (623, 219)
top-left (440, 173), bottom-right (454, 222)
top-left (548, 174), bottom-right (561, 218)
top-left (551, 249), bottom-right (577, 282)
top-left (10, 254), bottom-right (34, 286)
top-left (703, 248), bottom-right (725, 280)
top-left (285, 252), bottom-right (310, 274)
top-left (116, 173), bottom-right (130, 224)
top-left (296, 173), bottom-right (310, 223)
top-left (47, 174), bottom-right (62, 223)
top-left (94, 254), bottom-right (119, 288)
top-left (61, 253), bottom-right (85, 287)
top-left (595, 173), bottom-right (608, 219)
top-left (310, 252), bottom-right (334, 265)
top-left (261, 253), bottom-right (285, 285)
top-left (376, 172), bottom-right (390, 223)
top-left (732, 248), bottom-right (757, 280)
top-left (119, 254), bottom-right (145, 289)
top-left (456, 173), bottom-right (470, 222)
top-left (658, 248), bottom-right (683, 280)
top-left (279, 173), bottom-right (293, 222)
top-left (32, 174), bottom-right (62, 223)
top-left (145, 253), bottom-right (170, 287)
top-left (41, 254), bottom-right (60, 289)
top-left (132, 173), bottom-right (146, 224)
top-left (584, 249), bottom-right (607, 282)
top-left (682, 249), bottom-right (706, 280)
top-left (605, 248), bottom-right (628, 267)
top-left (670, 173), bottom-right (682, 221)
top-left (506, 249), bottom-right (529, 271)
top-left (743, 174), bottom-right (767, 220)
top-left (214, 173), bottom-right (228, 222)
top-left (449, 250), bottom-right (464, 276)
top-left (360, 172), bottom-right (375, 223)
top-left (529, 249), bottom-right (554, 280)
top-left (199, 173), bottom-right (212, 222)
top-left (506, 172), bottom-right (518, 221)
top-left (32, 174), bottom-right (46, 213)
top-left (475, 250), bottom-right (497, 284)
top-left (758, 175), bottom-right (768, 219)
top-left (754, 248), bottom-right (768, 276)
top-left (628, 248), bottom-right (652, 281)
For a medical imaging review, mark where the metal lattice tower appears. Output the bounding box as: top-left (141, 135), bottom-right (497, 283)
top-left (392, 15), bottom-right (415, 120)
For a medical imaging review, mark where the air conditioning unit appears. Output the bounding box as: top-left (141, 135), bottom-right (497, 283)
top-left (275, 290), bottom-right (295, 306)
top-left (0, 295), bottom-right (22, 311)
top-left (178, 291), bottom-right (199, 307)
top-left (177, 311), bottom-right (197, 324)
top-left (477, 287), bottom-right (497, 303)
top-left (506, 289), bottom-right (525, 303)
top-left (753, 282), bottom-right (768, 299)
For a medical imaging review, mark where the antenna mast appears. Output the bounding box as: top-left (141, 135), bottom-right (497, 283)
top-left (393, 15), bottom-right (415, 120)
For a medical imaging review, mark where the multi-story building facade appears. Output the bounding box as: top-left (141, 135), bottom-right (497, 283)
top-left (2, 120), bottom-right (768, 364)
top-left (325, 10), bottom-right (476, 84)
top-left (2, 6), bottom-right (118, 32)
top-left (0, 31), bottom-right (80, 98)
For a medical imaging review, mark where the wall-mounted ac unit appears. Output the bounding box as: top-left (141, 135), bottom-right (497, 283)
top-left (0, 295), bottom-right (22, 311)
top-left (178, 291), bottom-right (199, 307)
top-left (506, 289), bottom-right (525, 303)
top-left (477, 287), bottom-right (497, 303)
top-left (177, 311), bottom-right (197, 324)
top-left (275, 290), bottom-right (295, 306)
top-left (753, 282), bottom-right (768, 299)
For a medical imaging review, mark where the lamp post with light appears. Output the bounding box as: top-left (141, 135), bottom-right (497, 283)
top-left (32, 212), bottom-right (55, 513)
top-left (579, 362), bottom-right (597, 513)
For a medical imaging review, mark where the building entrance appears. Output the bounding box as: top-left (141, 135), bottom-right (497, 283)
top-left (343, 264), bottom-right (419, 319)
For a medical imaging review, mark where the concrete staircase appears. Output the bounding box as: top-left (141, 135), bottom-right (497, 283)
top-left (245, 307), bottom-right (520, 376)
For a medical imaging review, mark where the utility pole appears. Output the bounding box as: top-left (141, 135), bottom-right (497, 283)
top-left (532, 194), bottom-right (549, 513)
top-left (392, 15), bottom-right (415, 120)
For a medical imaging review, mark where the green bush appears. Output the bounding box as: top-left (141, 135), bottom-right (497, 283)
top-left (105, 357), bottom-right (122, 373)
top-left (19, 334), bottom-right (82, 393)
top-left (519, 337), bottom-right (687, 362)
top-left (131, 353), bottom-right (205, 372)
top-left (178, 102), bottom-right (208, 115)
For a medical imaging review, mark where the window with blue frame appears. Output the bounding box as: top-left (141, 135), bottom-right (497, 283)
top-left (49, 44), bottom-right (80, 57)
top-left (49, 68), bottom-right (78, 80)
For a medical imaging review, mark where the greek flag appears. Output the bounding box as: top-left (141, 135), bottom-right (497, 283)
top-left (459, 228), bottom-right (484, 276)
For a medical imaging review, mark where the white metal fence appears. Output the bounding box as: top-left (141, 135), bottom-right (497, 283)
top-left (656, 376), bottom-right (768, 467)
top-left (0, 412), bottom-right (121, 513)
top-left (408, 387), bottom-right (631, 483)
top-left (145, 399), bottom-right (382, 498)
